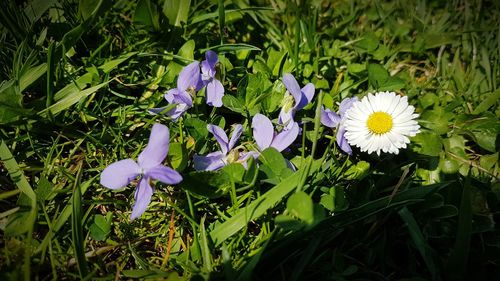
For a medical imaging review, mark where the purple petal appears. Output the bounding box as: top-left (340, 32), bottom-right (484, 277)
top-left (282, 74), bottom-right (302, 107)
top-left (205, 50), bottom-right (219, 69)
top-left (193, 151), bottom-right (226, 171)
top-left (285, 158), bottom-right (296, 171)
top-left (321, 107), bottom-right (341, 128)
top-left (165, 88), bottom-right (193, 107)
top-left (138, 123), bottom-right (170, 170)
top-left (207, 124), bottom-right (229, 154)
top-left (206, 79), bottom-right (224, 107)
top-left (201, 60), bottom-right (213, 81)
top-left (145, 164), bottom-right (182, 185)
top-left (296, 83), bottom-right (315, 110)
top-left (239, 151), bottom-right (260, 161)
top-left (177, 61), bottom-right (201, 91)
top-left (148, 106), bottom-right (168, 115)
top-left (338, 97), bottom-right (358, 116)
top-left (237, 151), bottom-right (259, 169)
top-left (278, 108), bottom-right (294, 128)
top-left (130, 177), bottom-right (153, 220)
top-left (176, 90), bottom-right (193, 107)
top-left (252, 114), bottom-right (274, 150)
top-left (336, 126), bottom-right (352, 155)
top-left (301, 83), bottom-right (315, 104)
top-left (165, 88), bottom-right (181, 103)
top-left (228, 124), bottom-right (243, 151)
top-left (167, 104), bottom-right (189, 120)
top-left (270, 121), bottom-right (299, 152)
top-left (100, 159), bottom-right (140, 189)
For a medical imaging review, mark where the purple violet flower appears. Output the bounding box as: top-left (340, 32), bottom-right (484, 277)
top-left (100, 123), bottom-right (182, 220)
top-left (321, 97), bottom-right (358, 155)
top-left (157, 61), bottom-right (202, 120)
top-left (252, 113), bottom-right (299, 152)
top-left (193, 124), bottom-right (249, 171)
top-left (201, 51), bottom-right (224, 107)
top-left (279, 73), bottom-right (315, 129)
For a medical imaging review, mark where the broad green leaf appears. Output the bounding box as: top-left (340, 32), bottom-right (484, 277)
top-left (243, 73), bottom-right (273, 109)
top-left (179, 171), bottom-right (232, 198)
top-left (354, 34), bottom-right (379, 52)
top-left (243, 157), bottom-right (258, 184)
top-left (184, 117), bottom-right (209, 142)
top-left (458, 114), bottom-right (500, 152)
top-left (473, 130), bottom-right (498, 152)
top-left (378, 76), bottom-right (405, 91)
top-left (275, 214), bottom-right (305, 231)
top-left (419, 93), bottom-right (439, 109)
top-left (347, 63), bottom-right (365, 75)
top-left (258, 147), bottom-right (290, 181)
top-left (222, 95), bottom-right (245, 114)
top-left (89, 213), bottom-right (112, 241)
top-left (320, 193), bottom-right (335, 212)
top-left (479, 153), bottom-right (498, 172)
top-left (133, 0), bottom-right (160, 30)
top-left (221, 163), bottom-right (246, 183)
top-left (35, 177), bottom-right (52, 202)
top-left (178, 39), bottom-right (195, 60)
top-left (167, 142), bottom-right (188, 171)
top-left (78, 0), bottom-right (101, 20)
top-left (439, 154), bottom-right (460, 174)
top-left (420, 107), bottom-right (452, 135)
top-left (164, 40), bottom-right (195, 84)
top-left (367, 63), bottom-right (389, 89)
top-left (261, 80), bottom-right (285, 113)
top-left (0, 80), bottom-right (27, 124)
top-left (286, 191), bottom-right (314, 225)
top-left (344, 160), bottom-right (370, 180)
top-left (163, 0), bottom-right (191, 27)
top-left (412, 132), bottom-right (442, 157)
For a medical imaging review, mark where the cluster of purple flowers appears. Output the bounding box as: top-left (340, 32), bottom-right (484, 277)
top-left (100, 51), bottom-right (357, 219)
top-left (150, 51), bottom-right (224, 120)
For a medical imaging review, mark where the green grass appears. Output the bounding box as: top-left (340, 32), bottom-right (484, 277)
top-left (1, 0), bottom-right (499, 280)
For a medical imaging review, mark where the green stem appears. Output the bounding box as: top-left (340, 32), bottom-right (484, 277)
top-left (296, 91), bottom-right (324, 191)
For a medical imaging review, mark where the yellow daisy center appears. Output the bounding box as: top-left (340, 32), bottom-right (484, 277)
top-left (366, 111), bottom-right (393, 134)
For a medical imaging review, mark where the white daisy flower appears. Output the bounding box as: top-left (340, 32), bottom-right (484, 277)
top-left (344, 91), bottom-right (420, 155)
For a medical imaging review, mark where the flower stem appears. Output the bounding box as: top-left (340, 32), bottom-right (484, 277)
top-left (296, 91), bottom-right (324, 191)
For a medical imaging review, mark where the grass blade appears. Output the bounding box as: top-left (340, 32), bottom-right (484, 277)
top-left (218, 0), bottom-right (225, 45)
top-left (0, 139), bottom-right (37, 281)
top-left (71, 161), bottom-right (88, 278)
top-left (398, 207), bottom-right (438, 279)
top-left (38, 81), bottom-right (109, 117)
top-left (200, 215), bottom-right (213, 272)
top-left (446, 175), bottom-right (472, 280)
